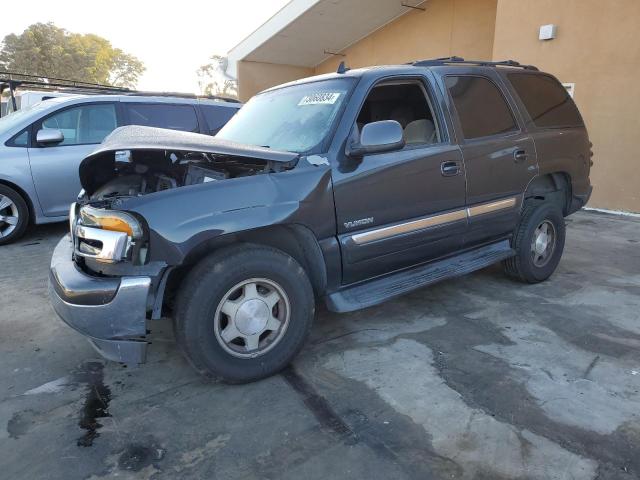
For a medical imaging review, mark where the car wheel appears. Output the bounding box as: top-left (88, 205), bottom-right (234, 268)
top-left (0, 185), bottom-right (29, 245)
top-left (503, 201), bottom-right (566, 283)
top-left (174, 244), bottom-right (315, 383)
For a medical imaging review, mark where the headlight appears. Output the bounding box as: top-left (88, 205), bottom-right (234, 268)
top-left (79, 205), bottom-right (143, 239)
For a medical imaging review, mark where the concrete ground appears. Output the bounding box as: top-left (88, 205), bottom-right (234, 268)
top-left (1, 210), bottom-right (639, 480)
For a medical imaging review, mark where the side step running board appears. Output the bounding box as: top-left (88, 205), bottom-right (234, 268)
top-left (325, 240), bottom-right (514, 313)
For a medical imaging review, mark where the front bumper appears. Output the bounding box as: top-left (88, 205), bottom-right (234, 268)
top-left (49, 235), bottom-right (151, 363)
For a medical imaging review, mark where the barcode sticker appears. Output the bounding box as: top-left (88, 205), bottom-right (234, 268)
top-left (298, 92), bottom-right (341, 106)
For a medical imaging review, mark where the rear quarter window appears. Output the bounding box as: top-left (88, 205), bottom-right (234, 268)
top-left (508, 73), bottom-right (583, 128)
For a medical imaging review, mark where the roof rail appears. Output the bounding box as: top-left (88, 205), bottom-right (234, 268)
top-left (410, 56), bottom-right (539, 71)
top-left (116, 90), bottom-right (241, 103)
top-left (0, 71), bottom-right (240, 108)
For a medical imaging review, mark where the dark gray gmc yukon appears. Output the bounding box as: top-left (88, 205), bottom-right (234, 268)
top-left (49, 57), bottom-right (592, 383)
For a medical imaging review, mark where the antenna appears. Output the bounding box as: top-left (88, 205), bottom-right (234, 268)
top-left (336, 61), bottom-right (349, 74)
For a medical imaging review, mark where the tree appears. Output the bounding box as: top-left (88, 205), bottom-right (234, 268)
top-left (197, 55), bottom-right (238, 98)
top-left (0, 23), bottom-right (145, 88)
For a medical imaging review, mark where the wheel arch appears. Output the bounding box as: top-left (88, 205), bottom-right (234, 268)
top-left (0, 178), bottom-right (35, 223)
top-left (524, 172), bottom-right (572, 215)
top-left (168, 223), bottom-right (328, 301)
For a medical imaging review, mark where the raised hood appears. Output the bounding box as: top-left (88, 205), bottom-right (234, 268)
top-left (79, 126), bottom-right (299, 194)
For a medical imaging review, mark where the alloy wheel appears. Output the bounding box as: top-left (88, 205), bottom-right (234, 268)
top-left (530, 219), bottom-right (556, 267)
top-left (0, 194), bottom-right (19, 238)
top-left (214, 278), bottom-right (291, 358)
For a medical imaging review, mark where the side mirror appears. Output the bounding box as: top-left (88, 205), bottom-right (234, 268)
top-left (346, 120), bottom-right (405, 157)
top-left (36, 128), bottom-right (64, 146)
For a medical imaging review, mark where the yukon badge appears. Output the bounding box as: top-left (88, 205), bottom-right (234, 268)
top-left (344, 217), bottom-right (374, 229)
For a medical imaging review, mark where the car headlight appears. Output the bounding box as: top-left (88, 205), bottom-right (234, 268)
top-left (79, 205), bottom-right (143, 239)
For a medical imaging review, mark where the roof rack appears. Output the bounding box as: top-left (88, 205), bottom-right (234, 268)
top-left (0, 71), bottom-right (239, 113)
top-left (410, 56), bottom-right (539, 71)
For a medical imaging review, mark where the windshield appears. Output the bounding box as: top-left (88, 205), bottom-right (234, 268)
top-left (216, 78), bottom-right (354, 154)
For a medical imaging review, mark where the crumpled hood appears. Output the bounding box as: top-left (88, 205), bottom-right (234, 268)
top-left (78, 125), bottom-right (299, 193)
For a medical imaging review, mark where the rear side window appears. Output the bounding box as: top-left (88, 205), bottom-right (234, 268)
top-left (508, 73), bottom-right (583, 128)
top-left (125, 103), bottom-right (199, 132)
top-left (445, 75), bottom-right (517, 140)
top-left (200, 105), bottom-right (237, 135)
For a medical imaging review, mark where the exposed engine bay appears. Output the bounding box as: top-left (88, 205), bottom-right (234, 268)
top-left (89, 149), bottom-right (277, 200)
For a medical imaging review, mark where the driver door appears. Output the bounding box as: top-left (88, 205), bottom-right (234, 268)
top-left (28, 102), bottom-right (120, 217)
top-left (332, 77), bottom-right (467, 284)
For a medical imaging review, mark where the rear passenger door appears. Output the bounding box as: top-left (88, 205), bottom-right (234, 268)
top-left (439, 69), bottom-right (537, 246)
top-left (123, 102), bottom-right (200, 132)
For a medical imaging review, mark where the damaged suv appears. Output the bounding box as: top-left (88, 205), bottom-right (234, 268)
top-left (49, 58), bottom-right (592, 383)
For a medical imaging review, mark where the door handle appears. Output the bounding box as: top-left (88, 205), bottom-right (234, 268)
top-left (441, 161), bottom-right (460, 177)
top-left (513, 149), bottom-right (529, 163)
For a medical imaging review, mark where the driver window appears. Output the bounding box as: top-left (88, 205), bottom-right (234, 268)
top-left (356, 81), bottom-right (440, 146)
top-left (41, 104), bottom-right (117, 146)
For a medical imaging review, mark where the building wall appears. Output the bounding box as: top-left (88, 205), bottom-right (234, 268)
top-left (314, 0), bottom-right (498, 74)
top-left (236, 0), bottom-right (498, 101)
top-left (237, 61), bottom-right (314, 102)
top-left (493, 0), bottom-right (640, 212)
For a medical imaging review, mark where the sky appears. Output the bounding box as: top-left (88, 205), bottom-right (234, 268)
top-left (0, 0), bottom-right (290, 93)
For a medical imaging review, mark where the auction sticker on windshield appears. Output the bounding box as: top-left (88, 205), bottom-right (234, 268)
top-left (298, 93), bottom-right (341, 106)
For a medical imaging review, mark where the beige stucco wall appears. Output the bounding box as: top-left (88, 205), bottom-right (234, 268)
top-left (493, 0), bottom-right (640, 212)
top-left (237, 61), bottom-right (314, 102)
top-left (314, 0), bottom-right (498, 74)
top-left (236, 0), bottom-right (497, 100)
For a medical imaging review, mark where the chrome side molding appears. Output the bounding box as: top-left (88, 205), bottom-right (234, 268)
top-left (350, 196), bottom-right (517, 245)
top-left (352, 210), bottom-right (467, 245)
top-left (467, 197), bottom-right (516, 217)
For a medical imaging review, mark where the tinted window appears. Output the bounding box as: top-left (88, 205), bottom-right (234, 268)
top-left (201, 105), bottom-right (237, 135)
top-left (508, 73), bottom-right (583, 128)
top-left (126, 103), bottom-right (199, 132)
top-left (41, 103), bottom-right (117, 145)
top-left (445, 76), bottom-right (517, 139)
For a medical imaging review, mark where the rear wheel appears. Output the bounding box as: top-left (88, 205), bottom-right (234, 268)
top-left (503, 201), bottom-right (565, 283)
top-left (174, 244), bottom-right (315, 383)
top-left (0, 185), bottom-right (29, 245)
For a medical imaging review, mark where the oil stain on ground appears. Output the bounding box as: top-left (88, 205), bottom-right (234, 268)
top-left (75, 361), bottom-right (112, 447)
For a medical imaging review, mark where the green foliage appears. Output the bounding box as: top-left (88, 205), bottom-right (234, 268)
top-left (197, 55), bottom-right (238, 98)
top-left (0, 23), bottom-right (145, 88)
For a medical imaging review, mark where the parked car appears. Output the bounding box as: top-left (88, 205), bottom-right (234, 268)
top-left (0, 94), bottom-right (240, 244)
top-left (49, 58), bottom-right (592, 383)
top-left (0, 90), bottom-right (79, 117)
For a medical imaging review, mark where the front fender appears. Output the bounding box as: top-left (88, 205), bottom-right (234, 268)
top-left (119, 165), bottom-right (335, 265)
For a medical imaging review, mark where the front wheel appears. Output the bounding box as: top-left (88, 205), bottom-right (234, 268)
top-left (503, 201), bottom-right (566, 283)
top-left (174, 244), bottom-right (315, 383)
top-left (0, 185), bottom-right (29, 245)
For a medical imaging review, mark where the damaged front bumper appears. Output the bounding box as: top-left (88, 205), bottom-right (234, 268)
top-left (48, 235), bottom-right (151, 364)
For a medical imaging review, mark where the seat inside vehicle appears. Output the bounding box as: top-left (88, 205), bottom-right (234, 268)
top-left (356, 82), bottom-right (439, 145)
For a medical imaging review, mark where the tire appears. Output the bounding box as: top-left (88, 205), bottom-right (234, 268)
top-left (174, 244), bottom-right (315, 383)
top-left (503, 201), bottom-right (566, 283)
top-left (0, 184), bottom-right (29, 245)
